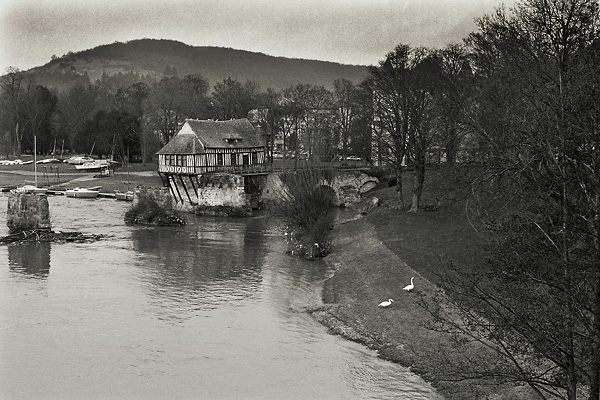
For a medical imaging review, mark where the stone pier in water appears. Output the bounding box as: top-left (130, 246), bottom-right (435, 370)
top-left (6, 193), bottom-right (51, 233)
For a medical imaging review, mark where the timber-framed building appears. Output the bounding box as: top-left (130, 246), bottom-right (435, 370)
top-left (156, 118), bottom-right (270, 208)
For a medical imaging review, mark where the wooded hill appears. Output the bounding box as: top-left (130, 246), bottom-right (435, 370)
top-left (26, 39), bottom-right (369, 92)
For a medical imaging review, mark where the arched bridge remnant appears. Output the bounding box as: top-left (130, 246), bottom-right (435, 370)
top-left (157, 169), bottom-right (379, 214)
top-left (262, 170), bottom-right (379, 207)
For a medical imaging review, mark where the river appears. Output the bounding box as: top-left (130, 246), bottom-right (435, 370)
top-left (0, 194), bottom-right (441, 399)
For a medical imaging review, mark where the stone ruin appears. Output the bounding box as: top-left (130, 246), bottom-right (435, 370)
top-left (6, 193), bottom-right (51, 233)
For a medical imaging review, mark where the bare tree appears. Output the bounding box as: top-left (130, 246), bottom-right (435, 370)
top-left (21, 84), bottom-right (57, 155)
top-left (147, 74), bottom-right (210, 144)
top-left (366, 45), bottom-right (414, 208)
top-left (302, 85), bottom-right (333, 163)
top-left (211, 77), bottom-right (260, 120)
top-left (53, 84), bottom-right (108, 153)
top-left (427, 1), bottom-right (600, 399)
top-left (333, 79), bottom-right (356, 160)
top-left (407, 49), bottom-right (442, 212)
top-left (437, 44), bottom-right (473, 164)
top-left (367, 45), bottom-right (440, 210)
top-left (0, 68), bottom-right (31, 155)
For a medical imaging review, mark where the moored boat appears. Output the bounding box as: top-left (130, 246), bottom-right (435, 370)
top-left (14, 185), bottom-right (48, 194)
top-left (65, 187), bottom-right (100, 198)
top-left (115, 190), bottom-right (134, 201)
top-left (75, 162), bottom-right (105, 172)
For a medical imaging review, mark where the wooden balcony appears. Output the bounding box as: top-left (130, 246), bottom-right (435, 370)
top-left (158, 163), bottom-right (272, 176)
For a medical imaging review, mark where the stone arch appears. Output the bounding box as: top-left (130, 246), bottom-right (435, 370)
top-left (315, 184), bottom-right (338, 205)
top-left (262, 171), bottom-right (379, 207)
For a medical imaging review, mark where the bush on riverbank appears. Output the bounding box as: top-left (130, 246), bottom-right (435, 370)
top-left (270, 169), bottom-right (336, 259)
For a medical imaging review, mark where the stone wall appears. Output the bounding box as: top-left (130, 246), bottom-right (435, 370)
top-left (196, 174), bottom-right (248, 208)
top-left (261, 173), bottom-right (289, 203)
top-left (6, 193), bottom-right (51, 233)
top-left (148, 170), bottom-right (378, 215)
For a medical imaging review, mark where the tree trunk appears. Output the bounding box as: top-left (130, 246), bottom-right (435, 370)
top-left (14, 121), bottom-right (22, 156)
top-left (409, 149), bottom-right (425, 213)
top-left (395, 150), bottom-right (404, 209)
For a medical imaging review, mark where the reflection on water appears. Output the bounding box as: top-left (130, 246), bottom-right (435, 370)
top-left (8, 242), bottom-right (51, 278)
top-left (0, 194), bottom-right (442, 399)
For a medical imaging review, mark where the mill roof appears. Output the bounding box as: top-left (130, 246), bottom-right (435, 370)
top-left (156, 118), bottom-right (264, 155)
top-left (155, 131), bottom-right (202, 155)
top-left (188, 119), bottom-right (263, 148)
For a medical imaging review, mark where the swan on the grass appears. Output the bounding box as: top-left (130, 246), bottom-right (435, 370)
top-left (378, 299), bottom-right (394, 308)
top-left (403, 277), bottom-right (415, 292)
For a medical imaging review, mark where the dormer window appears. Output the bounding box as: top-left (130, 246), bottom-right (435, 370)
top-left (224, 137), bottom-right (242, 144)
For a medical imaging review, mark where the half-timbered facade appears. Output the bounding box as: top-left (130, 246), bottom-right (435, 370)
top-left (157, 118), bottom-right (269, 175)
top-left (156, 118), bottom-right (271, 207)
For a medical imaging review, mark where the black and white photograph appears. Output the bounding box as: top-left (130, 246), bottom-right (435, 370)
top-left (1, 0), bottom-right (599, 399)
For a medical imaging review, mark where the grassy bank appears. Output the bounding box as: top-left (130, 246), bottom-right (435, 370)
top-left (0, 161), bottom-right (163, 193)
top-left (311, 172), bottom-right (533, 399)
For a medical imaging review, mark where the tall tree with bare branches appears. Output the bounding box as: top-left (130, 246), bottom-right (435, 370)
top-left (427, 1), bottom-right (600, 398)
top-left (0, 68), bottom-right (31, 155)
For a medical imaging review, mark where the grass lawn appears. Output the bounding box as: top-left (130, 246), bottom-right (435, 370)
top-left (0, 161), bottom-right (163, 192)
top-left (312, 169), bottom-right (534, 399)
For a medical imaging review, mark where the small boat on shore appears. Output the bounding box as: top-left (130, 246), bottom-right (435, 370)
top-left (115, 190), bottom-right (134, 201)
top-left (65, 187), bottom-right (100, 198)
top-left (75, 162), bottom-right (106, 172)
top-left (14, 185), bottom-right (48, 194)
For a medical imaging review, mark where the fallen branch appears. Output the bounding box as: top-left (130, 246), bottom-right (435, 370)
top-left (0, 228), bottom-right (104, 244)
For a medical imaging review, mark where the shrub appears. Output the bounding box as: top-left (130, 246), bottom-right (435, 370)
top-left (272, 169), bottom-right (336, 259)
top-left (124, 195), bottom-right (185, 226)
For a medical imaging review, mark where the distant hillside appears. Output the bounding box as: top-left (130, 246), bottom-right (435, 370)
top-left (27, 39), bottom-right (369, 91)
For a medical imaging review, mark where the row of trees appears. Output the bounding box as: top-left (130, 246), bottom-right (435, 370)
top-left (0, 68), bottom-right (374, 167)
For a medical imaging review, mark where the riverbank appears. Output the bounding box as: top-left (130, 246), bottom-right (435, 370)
top-left (311, 183), bottom-right (532, 399)
top-left (0, 162), bottom-right (163, 193)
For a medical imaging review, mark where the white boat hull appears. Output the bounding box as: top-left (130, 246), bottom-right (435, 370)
top-left (115, 191), bottom-right (134, 201)
top-left (65, 188), bottom-right (99, 198)
top-left (14, 185), bottom-right (47, 194)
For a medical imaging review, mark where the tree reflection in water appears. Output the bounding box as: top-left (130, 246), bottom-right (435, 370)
top-left (8, 242), bottom-right (51, 278)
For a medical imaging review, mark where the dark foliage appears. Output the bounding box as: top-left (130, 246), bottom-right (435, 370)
top-left (270, 169), bottom-right (336, 259)
top-left (124, 196), bottom-right (185, 226)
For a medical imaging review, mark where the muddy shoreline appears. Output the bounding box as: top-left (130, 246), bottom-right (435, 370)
top-left (309, 211), bottom-right (529, 399)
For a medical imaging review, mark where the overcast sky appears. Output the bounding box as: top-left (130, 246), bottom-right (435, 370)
top-left (0, 0), bottom-right (514, 73)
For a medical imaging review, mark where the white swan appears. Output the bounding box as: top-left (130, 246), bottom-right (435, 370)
top-left (403, 277), bottom-right (415, 292)
top-left (378, 299), bottom-right (394, 307)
